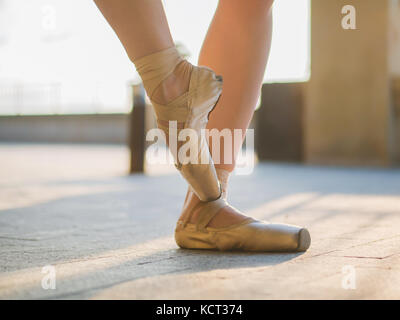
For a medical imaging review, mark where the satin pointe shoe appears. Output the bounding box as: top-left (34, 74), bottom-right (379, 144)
top-left (175, 169), bottom-right (311, 252)
top-left (134, 47), bottom-right (223, 201)
top-left (175, 197), bottom-right (311, 252)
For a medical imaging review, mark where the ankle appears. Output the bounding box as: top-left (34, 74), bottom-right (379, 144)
top-left (133, 46), bottom-right (193, 105)
top-left (179, 168), bottom-right (231, 222)
top-left (179, 189), bottom-right (202, 223)
top-left (151, 60), bottom-right (192, 105)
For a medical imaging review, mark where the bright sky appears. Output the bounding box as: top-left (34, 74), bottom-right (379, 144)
top-left (0, 0), bottom-right (310, 114)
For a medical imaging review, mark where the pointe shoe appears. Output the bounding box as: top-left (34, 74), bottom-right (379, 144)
top-left (175, 197), bottom-right (311, 252)
top-left (176, 167), bottom-right (311, 252)
top-left (134, 47), bottom-right (222, 201)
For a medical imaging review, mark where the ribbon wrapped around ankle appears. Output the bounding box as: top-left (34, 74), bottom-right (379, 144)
top-left (133, 47), bottom-right (183, 99)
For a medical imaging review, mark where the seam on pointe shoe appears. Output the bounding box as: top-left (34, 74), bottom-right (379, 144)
top-left (164, 91), bottom-right (190, 107)
top-left (178, 217), bottom-right (254, 233)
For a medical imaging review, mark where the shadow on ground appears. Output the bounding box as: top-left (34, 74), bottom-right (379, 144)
top-left (1, 162), bottom-right (400, 299)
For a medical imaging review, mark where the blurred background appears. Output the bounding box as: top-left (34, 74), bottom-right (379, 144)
top-left (0, 0), bottom-right (309, 115)
top-left (1, 0), bottom-right (399, 170)
top-left (0, 0), bottom-right (312, 172)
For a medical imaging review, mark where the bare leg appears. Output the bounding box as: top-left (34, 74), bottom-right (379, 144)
top-left (93, 0), bottom-right (190, 103)
top-left (180, 0), bottom-right (274, 227)
top-left (203, 0), bottom-right (274, 172)
top-left (95, 0), bottom-right (224, 202)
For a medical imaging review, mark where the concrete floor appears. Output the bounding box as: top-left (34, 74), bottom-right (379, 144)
top-left (0, 143), bottom-right (400, 299)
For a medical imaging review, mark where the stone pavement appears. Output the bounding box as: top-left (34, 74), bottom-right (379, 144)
top-left (0, 143), bottom-right (399, 299)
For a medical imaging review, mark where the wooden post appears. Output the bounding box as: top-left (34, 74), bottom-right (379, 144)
top-left (129, 83), bottom-right (146, 173)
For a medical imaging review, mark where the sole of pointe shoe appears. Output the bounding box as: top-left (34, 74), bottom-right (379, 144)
top-left (179, 67), bottom-right (223, 202)
top-left (297, 228), bottom-right (311, 252)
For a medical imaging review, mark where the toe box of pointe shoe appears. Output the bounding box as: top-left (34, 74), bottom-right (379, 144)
top-left (297, 228), bottom-right (311, 252)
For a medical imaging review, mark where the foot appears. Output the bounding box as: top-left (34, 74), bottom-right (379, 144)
top-left (176, 189), bottom-right (311, 252)
top-left (134, 46), bottom-right (223, 202)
